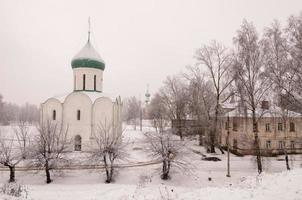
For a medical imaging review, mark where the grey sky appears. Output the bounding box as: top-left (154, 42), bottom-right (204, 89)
top-left (1, 0), bottom-right (302, 105)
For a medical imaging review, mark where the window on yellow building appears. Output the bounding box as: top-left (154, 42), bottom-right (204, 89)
top-left (265, 123), bottom-right (270, 132)
top-left (278, 123), bottom-right (283, 131)
top-left (290, 122), bottom-right (295, 132)
top-left (232, 117), bottom-right (238, 131)
top-left (278, 141), bottom-right (285, 149)
top-left (266, 140), bottom-right (271, 149)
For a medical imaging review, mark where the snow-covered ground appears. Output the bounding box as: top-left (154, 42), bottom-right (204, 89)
top-left (0, 125), bottom-right (302, 199)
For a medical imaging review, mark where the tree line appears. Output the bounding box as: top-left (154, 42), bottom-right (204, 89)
top-left (0, 94), bottom-right (39, 125)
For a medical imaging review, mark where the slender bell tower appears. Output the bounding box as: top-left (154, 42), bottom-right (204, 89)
top-left (71, 18), bottom-right (105, 92)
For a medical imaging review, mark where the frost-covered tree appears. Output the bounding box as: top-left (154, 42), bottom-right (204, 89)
top-left (13, 121), bottom-right (31, 159)
top-left (159, 74), bottom-right (189, 140)
top-left (233, 20), bottom-right (271, 174)
top-left (148, 93), bottom-right (169, 133)
top-left (195, 41), bottom-right (234, 153)
top-left (30, 121), bottom-right (70, 183)
top-left (184, 66), bottom-right (217, 148)
top-left (262, 20), bottom-right (293, 170)
top-left (145, 130), bottom-right (188, 180)
top-left (91, 120), bottom-right (127, 183)
top-left (124, 96), bottom-right (141, 130)
top-left (0, 130), bottom-right (23, 182)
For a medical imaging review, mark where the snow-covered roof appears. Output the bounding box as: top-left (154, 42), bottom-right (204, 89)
top-left (221, 102), bottom-right (302, 118)
top-left (72, 42), bottom-right (104, 62)
top-left (49, 91), bottom-right (118, 104)
top-left (71, 41), bottom-right (105, 70)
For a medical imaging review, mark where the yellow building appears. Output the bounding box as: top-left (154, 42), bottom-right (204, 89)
top-left (221, 101), bottom-right (302, 156)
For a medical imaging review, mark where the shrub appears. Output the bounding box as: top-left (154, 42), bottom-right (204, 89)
top-left (0, 182), bottom-right (29, 199)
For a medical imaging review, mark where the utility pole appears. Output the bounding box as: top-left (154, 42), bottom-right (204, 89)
top-left (226, 114), bottom-right (231, 177)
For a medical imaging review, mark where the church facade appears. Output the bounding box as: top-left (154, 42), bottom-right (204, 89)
top-left (40, 36), bottom-right (122, 151)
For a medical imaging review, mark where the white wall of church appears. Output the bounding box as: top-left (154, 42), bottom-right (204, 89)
top-left (73, 68), bottom-right (103, 91)
top-left (41, 98), bottom-right (63, 123)
top-left (92, 97), bottom-right (114, 134)
top-left (63, 93), bottom-right (92, 150)
top-left (41, 92), bottom-right (122, 152)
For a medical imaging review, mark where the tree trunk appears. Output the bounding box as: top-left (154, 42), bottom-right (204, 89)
top-left (226, 115), bottom-right (230, 177)
top-left (177, 118), bottom-right (183, 140)
top-left (45, 160), bottom-right (52, 184)
top-left (252, 109), bottom-right (262, 174)
top-left (161, 160), bottom-right (169, 180)
top-left (285, 150), bottom-right (290, 170)
top-left (9, 166), bottom-right (15, 183)
top-left (209, 129), bottom-right (216, 153)
top-left (104, 155), bottom-right (111, 183)
top-left (198, 129), bottom-right (203, 146)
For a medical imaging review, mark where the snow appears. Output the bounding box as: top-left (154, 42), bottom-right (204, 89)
top-left (221, 102), bottom-right (302, 118)
top-left (1, 126), bottom-right (302, 199)
top-left (72, 41), bottom-right (104, 64)
top-left (49, 91), bottom-right (118, 103)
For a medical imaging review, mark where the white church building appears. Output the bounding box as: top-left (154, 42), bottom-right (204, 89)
top-left (40, 33), bottom-right (122, 151)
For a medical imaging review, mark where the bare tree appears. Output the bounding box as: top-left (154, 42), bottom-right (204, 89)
top-left (145, 130), bottom-right (188, 180)
top-left (159, 74), bottom-right (189, 140)
top-left (0, 95), bottom-right (39, 125)
top-left (124, 96), bottom-right (141, 130)
top-left (18, 103), bottom-right (39, 124)
top-left (233, 20), bottom-right (271, 174)
top-left (13, 121), bottom-right (31, 159)
top-left (90, 120), bottom-right (128, 183)
top-left (30, 121), bottom-right (70, 183)
top-left (148, 93), bottom-right (169, 133)
top-left (262, 20), bottom-right (293, 170)
top-left (195, 41), bottom-right (234, 153)
top-left (280, 13), bottom-right (302, 110)
top-left (0, 130), bottom-right (23, 182)
top-left (184, 66), bottom-right (216, 149)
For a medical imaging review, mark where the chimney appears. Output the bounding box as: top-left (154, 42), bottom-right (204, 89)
top-left (261, 101), bottom-right (269, 110)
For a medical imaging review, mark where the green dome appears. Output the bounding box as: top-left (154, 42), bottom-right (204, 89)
top-left (71, 41), bottom-right (105, 70)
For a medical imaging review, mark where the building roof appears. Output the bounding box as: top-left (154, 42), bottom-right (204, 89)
top-left (50, 91), bottom-right (118, 104)
top-left (221, 102), bottom-right (302, 118)
top-left (71, 41), bottom-right (105, 70)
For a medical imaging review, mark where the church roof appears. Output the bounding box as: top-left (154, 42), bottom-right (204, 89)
top-left (50, 91), bottom-right (117, 104)
top-left (71, 41), bottom-right (105, 70)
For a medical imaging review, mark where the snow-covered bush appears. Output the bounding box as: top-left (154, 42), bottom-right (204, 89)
top-left (0, 182), bottom-right (29, 199)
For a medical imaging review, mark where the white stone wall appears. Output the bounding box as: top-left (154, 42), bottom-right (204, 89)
top-left (73, 68), bottom-right (103, 92)
top-left (41, 92), bottom-right (123, 152)
top-left (63, 92), bottom-right (92, 150)
top-left (41, 98), bottom-right (63, 124)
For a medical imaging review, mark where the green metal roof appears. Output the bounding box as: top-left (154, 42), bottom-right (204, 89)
top-left (71, 41), bottom-right (105, 70)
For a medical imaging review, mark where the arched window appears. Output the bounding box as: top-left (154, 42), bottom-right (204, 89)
top-left (74, 135), bottom-right (82, 151)
top-left (94, 75), bottom-right (96, 91)
top-left (77, 110), bottom-right (81, 120)
top-left (52, 110), bottom-right (56, 120)
top-left (83, 74), bottom-right (86, 90)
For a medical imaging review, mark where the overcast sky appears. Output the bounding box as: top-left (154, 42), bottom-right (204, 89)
top-left (1, 0), bottom-right (302, 105)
